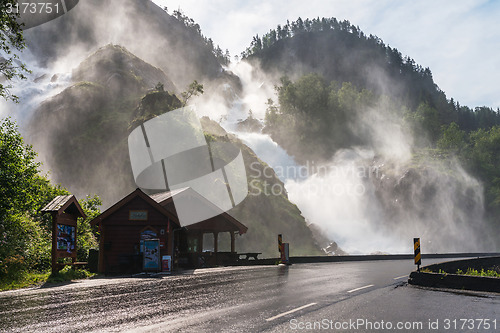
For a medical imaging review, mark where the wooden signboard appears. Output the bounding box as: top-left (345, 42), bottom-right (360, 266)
top-left (41, 195), bottom-right (86, 273)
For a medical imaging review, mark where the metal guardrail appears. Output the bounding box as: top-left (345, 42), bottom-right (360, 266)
top-left (240, 253), bottom-right (500, 265)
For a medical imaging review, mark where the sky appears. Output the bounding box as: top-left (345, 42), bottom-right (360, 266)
top-left (151, 0), bottom-right (500, 110)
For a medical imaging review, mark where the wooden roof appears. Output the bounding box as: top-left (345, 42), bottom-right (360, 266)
top-left (41, 195), bottom-right (86, 218)
top-left (151, 187), bottom-right (248, 235)
top-left (90, 188), bottom-right (180, 227)
top-left (90, 188), bottom-right (248, 235)
top-left (186, 214), bottom-right (248, 235)
top-left (150, 187), bottom-right (190, 204)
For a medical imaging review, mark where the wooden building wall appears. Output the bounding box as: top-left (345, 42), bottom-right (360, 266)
top-left (99, 196), bottom-right (175, 273)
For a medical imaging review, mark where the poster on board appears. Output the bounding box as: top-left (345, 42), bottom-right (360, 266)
top-left (140, 229), bottom-right (158, 253)
top-left (56, 224), bottom-right (76, 253)
top-left (143, 239), bottom-right (160, 271)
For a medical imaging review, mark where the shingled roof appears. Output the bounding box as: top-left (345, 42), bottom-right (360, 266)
top-left (150, 187), bottom-right (190, 205)
top-left (41, 195), bottom-right (86, 218)
top-left (150, 187), bottom-right (248, 234)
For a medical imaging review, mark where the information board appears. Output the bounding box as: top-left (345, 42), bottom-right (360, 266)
top-left (143, 239), bottom-right (160, 271)
top-left (56, 224), bottom-right (76, 253)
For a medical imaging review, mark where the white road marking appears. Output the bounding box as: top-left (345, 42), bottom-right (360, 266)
top-left (265, 303), bottom-right (317, 322)
top-left (347, 284), bottom-right (374, 293)
top-left (393, 275), bottom-right (408, 280)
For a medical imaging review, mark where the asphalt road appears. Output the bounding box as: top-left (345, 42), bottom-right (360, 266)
top-left (0, 259), bottom-right (499, 332)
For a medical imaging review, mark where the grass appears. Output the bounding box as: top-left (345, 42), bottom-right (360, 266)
top-left (0, 271), bottom-right (51, 291)
top-left (420, 267), bottom-right (500, 278)
top-left (0, 266), bottom-right (97, 291)
top-left (46, 266), bottom-right (96, 283)
top-left (456, 268), bottom-right (500, 278)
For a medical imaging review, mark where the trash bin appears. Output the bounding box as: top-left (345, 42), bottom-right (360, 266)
top-left (162, 255), bottom-right (171, 272)
top-left (88, 249), bottom-right (99, 273)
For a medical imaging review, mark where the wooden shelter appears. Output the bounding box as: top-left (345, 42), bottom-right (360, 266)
top-left (151, 187), bottom-right (248, 268)
top-left (90, 188), bottom-right (248, 274)
top-left (41, 195), bottom-right (86, 273)
top-left (90, 189), bottom-right (179, 274)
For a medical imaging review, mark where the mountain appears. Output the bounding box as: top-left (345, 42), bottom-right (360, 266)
top-left (27, 44), bottom-right (322, 257)
top-left (244, 17), bottom-right (500, 134)
top-left (23, 0), bottom-right (226, 88)
top-left (28, 45), bottom-right (159, 205)
top-left (241, 19), bottom-right (500, 250)
top-left (243, 18), bottom-right (436, 110)
top-left (72, 44), bottom-right (177, 95)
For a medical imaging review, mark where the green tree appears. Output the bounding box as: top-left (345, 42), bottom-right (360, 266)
top-left (0, 118), bottom-right (68, 277)
top-left (154, 82), bottom-right (164, 92)
top-left (407, 102), bottom-right (441, 144)
top-left (468, 126), bottom-right (500, 217)
top-left (0, 118), bottom-right (40, 217)
top-left (1, 1), bottom-right (29, 102)
top-left (77, 195), bottom-right (101, 261)
top-left (469, 127), bottom-right (500, 181)
top-left (437, 122), bottom-right (466, 152)
top-left (181, 80), bottom-right (204, 106)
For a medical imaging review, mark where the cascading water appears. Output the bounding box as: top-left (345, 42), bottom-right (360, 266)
top-left (202, 61), bottom-right (495, 255)
top-left (0, 49), bottom-right (72, 126)
top-left (232, 129), bottom-right (408, 254)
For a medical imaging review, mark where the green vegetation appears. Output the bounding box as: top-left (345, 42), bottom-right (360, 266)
top-left (129, 80), bottom-right (204, 131)
top-left (0, 118), bottom-right (100, 290)
top-left (0, 266), bottom-right (96, 291)
top-left (245, 18), bottom-right (500, 234)
top-left (0, 271), bottom-right (50, 291)
top-left (246, 17), bottom-right (500, 128)
top-left (181, 80), bottom-right (204, 105)
top-left (45, 266), bottom-right (96, 284)
top-left (456, 268), bottom-right (500, 278)
top-left (77, 195), bottom-right (101, 262)
top-left (421, 267), bottom-right (500, 278)
top-left (129, 90), bottom-right (182, 130)
top-left (263, 71), bottom-right (500, 231)
top-left (0, 0), bottom-right (30, 102)
top-left (0, 118), bottom-right (66, 276)
top-left (169, 8), bottom-right (231, 65)
top-left (264, 73), bottom-right (402, 162)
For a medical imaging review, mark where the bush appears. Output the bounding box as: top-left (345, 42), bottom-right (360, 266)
top-left (0, 255), bottom-right (26, 281)
top-left (0, 118), bottom-right (68, 277)
top-left (47, 266), bottom-right (94, 283)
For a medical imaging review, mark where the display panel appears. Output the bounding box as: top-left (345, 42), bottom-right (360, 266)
top-left (56, 224), bottom-right (75, 252)
top-left (143, 239), bottom-right (160, 271)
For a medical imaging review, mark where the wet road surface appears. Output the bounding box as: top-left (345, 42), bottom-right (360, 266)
top-left (0, 259), bottom-right (499, 332)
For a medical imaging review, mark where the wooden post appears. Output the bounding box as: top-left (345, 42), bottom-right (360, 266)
top-left (98, 224), bottom-right (105, 273)
top-left (198, 232), bottom-right (203, 253)
top-left (51, 212), bottom-right (57, 274)
top-left (213, 232), bottom-right (218, 265)
top-left (213, 232), bottom-right (219, 253)
top-left (230, 231), bottom-right (235, 253)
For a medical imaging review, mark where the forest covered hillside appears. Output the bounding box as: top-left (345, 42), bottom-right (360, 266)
top-left (243, 17), bottom-right (500, 132)
top-left (242, 17), bottom-right (500, 229)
